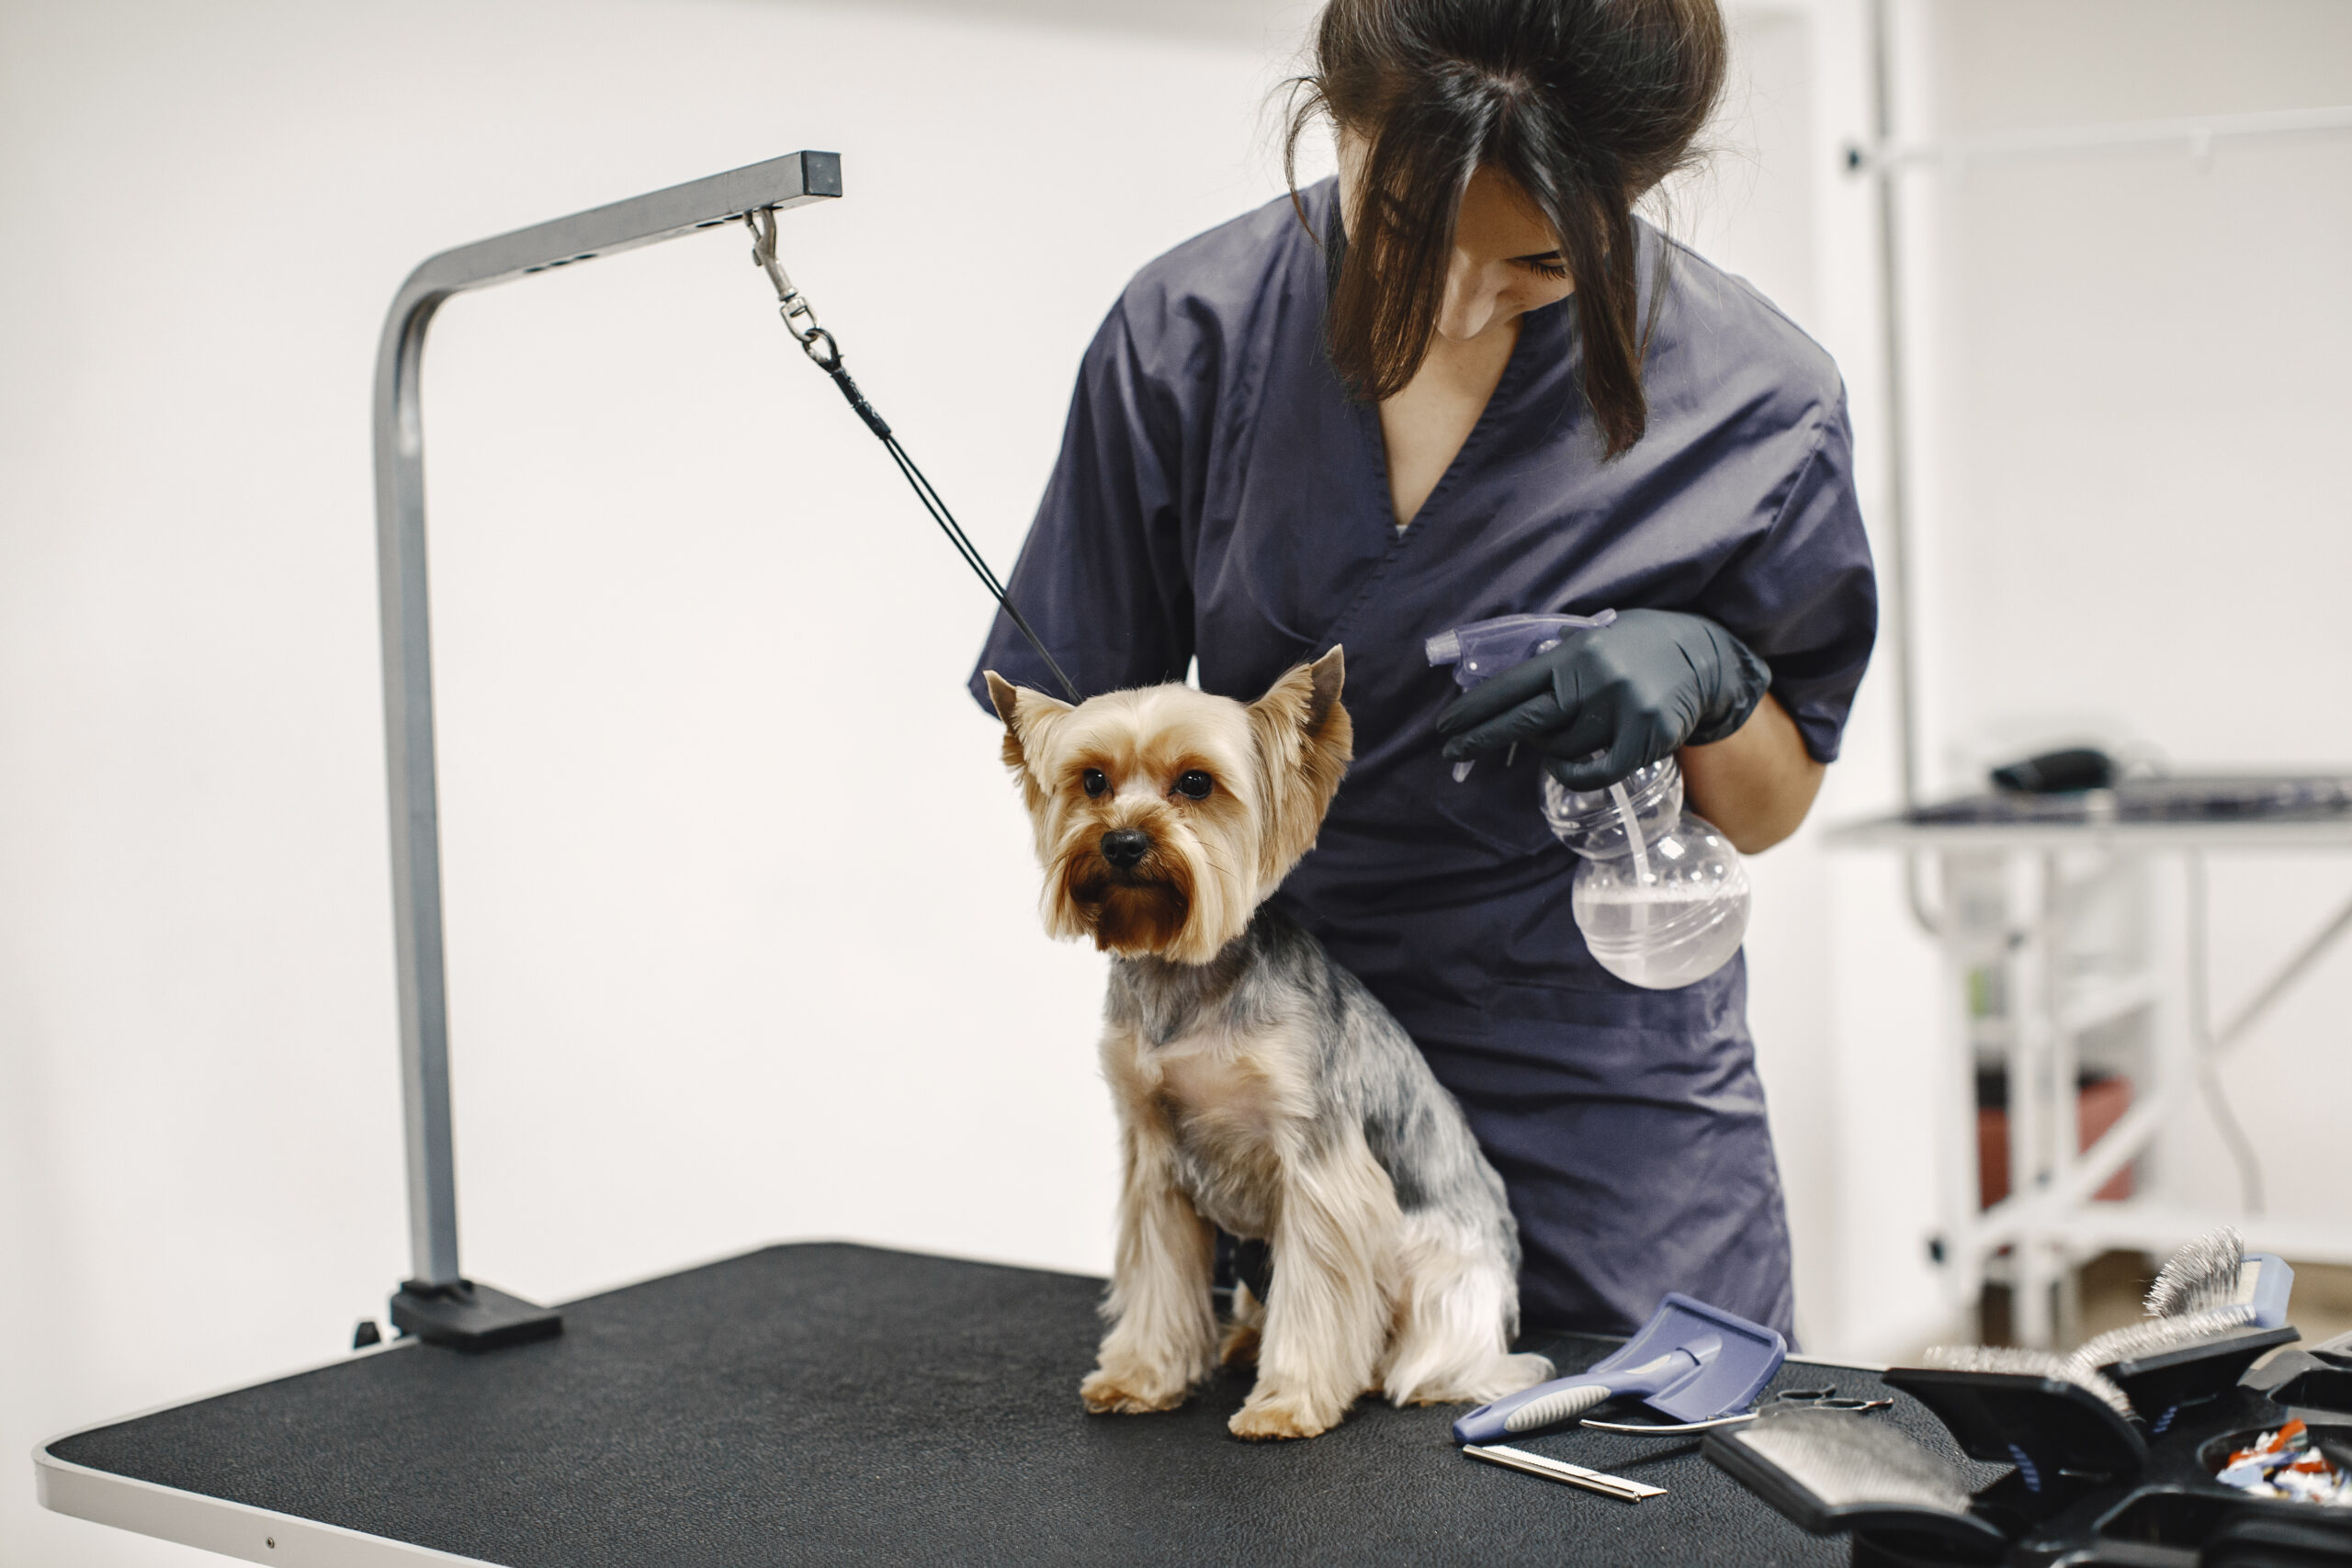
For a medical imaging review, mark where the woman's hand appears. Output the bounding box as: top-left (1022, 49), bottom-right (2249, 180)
top-left (1435, 609), bottom-right (1771, 790)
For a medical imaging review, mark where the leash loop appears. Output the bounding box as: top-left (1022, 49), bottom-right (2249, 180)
top-left (797, 326), bottom-right (841, 369)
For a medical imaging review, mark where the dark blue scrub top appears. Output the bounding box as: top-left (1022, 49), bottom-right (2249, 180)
top-left (969, 178), bottom-right (1876, 1341)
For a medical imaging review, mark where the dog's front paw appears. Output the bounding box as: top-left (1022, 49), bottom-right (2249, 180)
top-left (1080, 1362), bottom-right (1193, 1415)
top-left (1228, 1387), bottom-right (1344, 1441)
top-left (1487, 1351), bottom-right (1558, 1400)
top-left (1393, 1350), bottom-right (1558, 1407)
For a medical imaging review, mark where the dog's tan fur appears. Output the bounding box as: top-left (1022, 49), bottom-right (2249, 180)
top-left (989, 650), bottom-right (1549, 1439)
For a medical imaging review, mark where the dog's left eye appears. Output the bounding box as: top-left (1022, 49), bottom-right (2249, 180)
top-left (1174, 770), bottom-right (1214, 801)
top-left (1082, 769), bottom-right (1108, 797)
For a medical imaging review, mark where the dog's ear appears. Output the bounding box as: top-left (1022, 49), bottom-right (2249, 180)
top-left (1245, 646), bottom-right (1353, 886)
top-left (1303, 645), bottom-right (1344, 735)
top-left (983, 670), bottom-right (1023, 726)
top-left (984, 671), bottom-right (1072, 781)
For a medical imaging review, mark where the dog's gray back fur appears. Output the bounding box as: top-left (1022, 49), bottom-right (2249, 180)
top-left (1106, 905), bottom-right (1521, 1278)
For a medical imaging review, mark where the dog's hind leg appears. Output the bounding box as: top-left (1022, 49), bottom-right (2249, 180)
top-left (1082, 1113), bottom-right (1217, 1415)
top-left (1379, 1213), bottom-right (1552, 1407)
top-left (1229, 1141), bottom-right (1398, 1440)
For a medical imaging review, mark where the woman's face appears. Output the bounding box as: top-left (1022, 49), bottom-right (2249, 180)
top-left (1336, 129), bottom-right (1577, 345)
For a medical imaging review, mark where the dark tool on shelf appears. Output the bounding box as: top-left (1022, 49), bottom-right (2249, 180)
top-left (1989, 746), bottom-right (2114, 794)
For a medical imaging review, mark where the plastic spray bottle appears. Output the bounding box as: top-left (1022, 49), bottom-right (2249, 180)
top-left (1426, 614), bottom-right (1751, 990)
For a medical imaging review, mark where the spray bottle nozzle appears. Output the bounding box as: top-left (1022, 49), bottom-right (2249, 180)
top-left (1427, 612), bottom-right (1616, 779)
top-left (1425, 612), bottom-right (1616, 692)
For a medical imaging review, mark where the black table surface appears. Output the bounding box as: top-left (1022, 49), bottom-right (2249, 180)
top-left (48, 1243), bottom-right (1968, 1566)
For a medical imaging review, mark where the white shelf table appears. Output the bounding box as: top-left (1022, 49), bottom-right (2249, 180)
top-left (1830, 809), bottom-right (2352, 1347)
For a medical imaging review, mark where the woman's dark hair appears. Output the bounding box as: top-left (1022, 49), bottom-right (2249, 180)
top-left (1287, 0), bottom-right (1726, 456)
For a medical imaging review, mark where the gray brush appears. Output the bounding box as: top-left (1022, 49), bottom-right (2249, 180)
top-left (1921, 1343), bottom-right (2135, 1420)
top-left (2145, 1224), bottom-right (2245, 1317)
top-left (2072, 1304), bottom-right (2256, 1374)
top-left (1735, 1408), bottom-right (1975, 1514)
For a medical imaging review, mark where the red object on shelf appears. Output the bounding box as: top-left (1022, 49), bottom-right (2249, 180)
top-left (1978, 1074), bottom-right (2135, 1209)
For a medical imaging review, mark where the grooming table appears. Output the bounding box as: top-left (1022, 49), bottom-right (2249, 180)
top-left (40, 1242), bottom-right (1957, 1566)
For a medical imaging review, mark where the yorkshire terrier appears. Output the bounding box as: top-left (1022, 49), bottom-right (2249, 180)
top-left (985, 649), bottom-right (1552, 1440)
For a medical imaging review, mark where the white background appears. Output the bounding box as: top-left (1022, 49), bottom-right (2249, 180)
top-left (3, 1), bottom-right (2346, 1562)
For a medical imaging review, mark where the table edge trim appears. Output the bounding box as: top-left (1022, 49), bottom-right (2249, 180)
top-left (34, 1445), bottom-right (496, 1566)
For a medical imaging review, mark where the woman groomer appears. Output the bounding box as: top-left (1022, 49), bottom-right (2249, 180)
top-left (969, 0), bottom-right (1875, 1340)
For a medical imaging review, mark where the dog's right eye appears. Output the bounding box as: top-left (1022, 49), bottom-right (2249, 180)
top-left (1082, 769), bottom-right (1108, 797)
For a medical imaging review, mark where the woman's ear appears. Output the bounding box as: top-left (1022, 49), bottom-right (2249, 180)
top-left (1246, 647), bottom-right (1353, 885)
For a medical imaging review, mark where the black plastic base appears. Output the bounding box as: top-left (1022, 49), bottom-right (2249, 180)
top-left (389, 1278), bottom-right (562, 1350)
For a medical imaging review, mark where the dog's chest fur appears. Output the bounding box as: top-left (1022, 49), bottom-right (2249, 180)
top-left (1102, 945), bottom-right (1318, 1244)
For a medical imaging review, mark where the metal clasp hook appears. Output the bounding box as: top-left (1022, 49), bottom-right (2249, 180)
top-left (746, 207), bottom-right (835, 365)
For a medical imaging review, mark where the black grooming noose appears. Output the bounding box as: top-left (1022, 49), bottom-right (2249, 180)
top-left (747, 209), bottom-right (1082, 704)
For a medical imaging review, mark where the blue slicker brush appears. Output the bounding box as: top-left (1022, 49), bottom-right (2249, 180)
top-left (1452, 1292), bottom-right (1787, 1444)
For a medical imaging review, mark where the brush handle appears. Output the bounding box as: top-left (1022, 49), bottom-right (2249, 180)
top-left (1453, 1346), bottom-right (1704, 1444)
top-left (2244, 1254), bottom-right (2294, 1328)
top-left (1453, 1382), bottom-right (1612, 1444)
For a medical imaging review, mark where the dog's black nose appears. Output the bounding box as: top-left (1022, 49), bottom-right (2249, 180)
top-left (1101, 828), bottom-right (1150, 870)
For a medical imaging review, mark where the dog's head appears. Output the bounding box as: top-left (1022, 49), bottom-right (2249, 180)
top-left (985, 649), bottom-right (1351, 965)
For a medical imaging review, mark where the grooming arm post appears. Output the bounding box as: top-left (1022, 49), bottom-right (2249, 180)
top-left (372, 152), bottom-right (841, 1345)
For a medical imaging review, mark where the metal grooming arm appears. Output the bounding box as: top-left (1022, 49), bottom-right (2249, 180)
top-left (374, 152), bottom-right (842, 1348)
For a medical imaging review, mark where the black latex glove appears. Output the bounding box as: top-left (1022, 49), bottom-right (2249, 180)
top-left (1436, 608), bottom-right (1772, 792)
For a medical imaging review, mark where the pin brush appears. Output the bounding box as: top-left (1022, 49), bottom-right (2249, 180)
top-left (2142, 1224), bottom-right (2295, 1327)
top-left (2072, 1305), bottom-right (2257, 1375)
top-left (1703, 1405), bottom-right (2011, 1559)
top-left (2072, 1294), bottom-right (2297, 1434)
top-left (2146, 1224), bottom-right (2246, 1317)
top-left (1920, 1345), bottom-right (2135, 1420)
